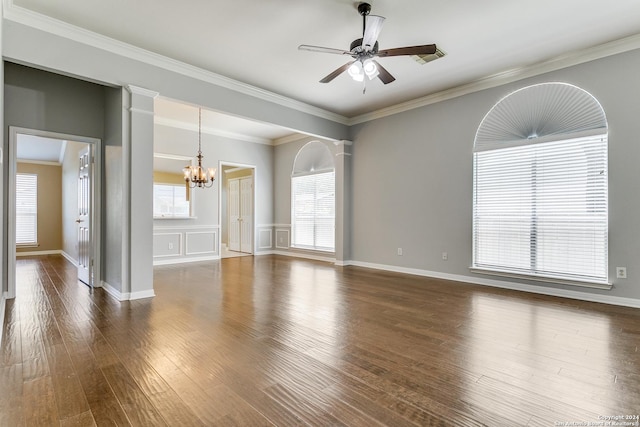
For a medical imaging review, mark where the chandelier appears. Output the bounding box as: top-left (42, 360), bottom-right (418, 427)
top-left (183, 108), bottom-right (216, 188)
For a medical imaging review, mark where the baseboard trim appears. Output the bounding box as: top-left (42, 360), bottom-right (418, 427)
top-left (346, 260), bottom-right (640, 309)
top-left (101, 281), bottom-right (125, 301)
top-left (15, 249), bottom-right (62, 257)
top-left (129, 290), bottom-right (156, 300)
top-left (101, 281), bottom-right (155, 301)
top-left (0, 293), bottom-right (6, 346)
top-left (153, 255), bottom-right (220, 266)
top-left (60, 251), bottom-right (78, 267)
top-left (262, 250), bottom-right (336, 263)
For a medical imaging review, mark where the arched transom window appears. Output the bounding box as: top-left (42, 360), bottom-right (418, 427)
top-left (472, 82), bottom-right (608, 286)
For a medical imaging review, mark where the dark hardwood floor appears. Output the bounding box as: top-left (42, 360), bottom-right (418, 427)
top-left (1, 254), bottom-right (639, 426)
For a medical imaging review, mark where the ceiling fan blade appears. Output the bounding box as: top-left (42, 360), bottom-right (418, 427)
top-left (362, 15), bottom-right (385, 52)
top-left (377, 44), bottom-right (437, 57)
top-left (298, 45), bottom-right (351, 55)
top-left (373, 60), bottom-right (396, 84)
top-left (319, 61), bottom-right (355, 83)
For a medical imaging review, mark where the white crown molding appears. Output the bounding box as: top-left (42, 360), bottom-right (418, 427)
top-left (349, 32), bottom-right (640, 125)
top-left (8, 0), bottom-right (640, 128)
top-left (154, 117), bottom-right (273, 145)
top-left (126, 85), bottom-right (159, 98)
top-left (273, 133), bottom-right (312, 146)
top-left (2, 0), bottom-right (349, 125)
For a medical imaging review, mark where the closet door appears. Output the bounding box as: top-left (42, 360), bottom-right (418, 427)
top-left (239, 176), bottom-right (253, 253)
top-left (228, 179), bottom-right (240, 252)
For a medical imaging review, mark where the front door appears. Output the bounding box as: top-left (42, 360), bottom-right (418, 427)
top-left (77, 146), bottom-right (91, 285)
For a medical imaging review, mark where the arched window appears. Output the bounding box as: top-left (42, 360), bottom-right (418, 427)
top-left (291, 141), bottom-right (335, 251)
top-left (473, 83), bottom-right (608, 285)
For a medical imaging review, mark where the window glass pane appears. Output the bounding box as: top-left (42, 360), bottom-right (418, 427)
top-left (153, 184), bottom-right (190, 217)
top-left (473, 136), bottom-right (608, 283)
top-left (16, 173), bottom-right (38, 244)
top-left (292, 171), bottom-right (335, 251)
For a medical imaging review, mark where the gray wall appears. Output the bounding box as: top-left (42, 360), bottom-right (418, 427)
top-left (349, 48), bottom-right (640, 301)
top-left (3, 19), bottom-right (349, 143)
top-left (4, 63), bottom-right (105, 139)
top-left (103, 86), bottom-right (125, 292)
top-left (153, 124), bottom-right (274, 261)
top-left (154, 124), bottom-right (274, 228)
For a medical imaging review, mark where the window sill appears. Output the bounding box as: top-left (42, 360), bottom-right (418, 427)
top-left (290, 245), bottom-right (335, 254)
top-left (16, 243), bottom-right (39, 248)
top-left (470, 267), bottom-right (612, 290)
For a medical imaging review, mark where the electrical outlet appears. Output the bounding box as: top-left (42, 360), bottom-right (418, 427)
top-left (442, 252), bottom-right (448, 261)
top-left (616, 267), bottom-right (627, 279)
top-left (397, 248), bottom-right (403, 256)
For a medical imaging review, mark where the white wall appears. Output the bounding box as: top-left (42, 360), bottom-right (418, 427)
top-left (348, 47), bottom-right (640, 303)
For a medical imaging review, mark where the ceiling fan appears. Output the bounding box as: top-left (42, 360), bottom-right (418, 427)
top-left (298, 2), bottom-right (437, 89)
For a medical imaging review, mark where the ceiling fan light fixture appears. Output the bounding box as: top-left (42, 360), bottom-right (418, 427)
top-left (362, 59), bottom-right (378, 79)
top-left (348, 61), bottom-right (364, 81)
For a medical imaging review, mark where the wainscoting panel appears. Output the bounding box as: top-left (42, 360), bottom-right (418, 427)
top-left (275, 228), bottom-right (290, 249)
top-left (258, 228), bottom-right (272, 250)
top-left (185, 231), bottom-right (217, 255)
top-left (153, 225), bottom-right (219, 264)
top-left (153, 233), bottom-right (182, 257)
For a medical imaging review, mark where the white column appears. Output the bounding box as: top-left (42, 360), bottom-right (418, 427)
top-left (334, 140), bottom-right (352, 265)
top-left (125, 85), bottom-right (158, 299)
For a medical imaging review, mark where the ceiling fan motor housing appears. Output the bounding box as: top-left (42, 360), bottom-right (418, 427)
top-left (350, 38), bottom-right (378, 55)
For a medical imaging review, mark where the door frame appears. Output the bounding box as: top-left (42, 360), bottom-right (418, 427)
top-left (7, 127), bottom-right (102, 298)
top-left (218, 161), bottom-right (256, 255)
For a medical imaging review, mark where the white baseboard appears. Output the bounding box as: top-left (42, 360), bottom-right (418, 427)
top-left (0, 293), bottom-right (6, 346)
top-left (130, 290), bottom-right (156, 300)
top-left (101, 281), bottom-right (124, 301)
top-left (346, 260), bottom-right (640, 309)
top-left (16, 249), bottom-right (62, 257)
top-left (262, 249), bottom-right (336, 263)
top-left (60, 251), bottom-right (78, 267)
top-left (101, 281), bottom-right (155, 301)
top-left (153, 255), bottom-right (220, 266)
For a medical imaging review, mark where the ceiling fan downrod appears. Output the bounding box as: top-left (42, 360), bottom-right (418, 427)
top-left (358, 2), bottom-right (372, 36)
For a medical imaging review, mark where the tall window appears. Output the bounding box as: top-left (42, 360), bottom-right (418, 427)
top-left (16, 173), bottom-right (38, 245)
top-left (473, 83), bottom-right (608, 285)
top-left (291, 141), bottom-right (335, 251)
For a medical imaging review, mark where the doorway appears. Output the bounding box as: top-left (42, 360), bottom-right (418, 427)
top-left (220, 162), bottom-right (255, 258)
top-left (7, 127), bottom-right (101, 298)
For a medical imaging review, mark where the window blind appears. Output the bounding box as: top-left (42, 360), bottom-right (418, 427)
top-left (473, 135), bottom-right (608, 283)
top-left (16, 173), bottom-right (38, 245)
top-left (292, 171), bottom-right (335, 251)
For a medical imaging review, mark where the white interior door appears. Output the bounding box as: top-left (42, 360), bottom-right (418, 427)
top-left (77, 146), bottom-right (91, 285)
top-left (228, 178), bottom-right (240, 252)
top-left (240, 176), bottom-right (253, 253)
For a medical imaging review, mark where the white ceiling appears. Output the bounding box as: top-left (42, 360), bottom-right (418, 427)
top-left (17, 134), bottom-right (66, 163)
top-left (12, 0), bottom-right (640, 122)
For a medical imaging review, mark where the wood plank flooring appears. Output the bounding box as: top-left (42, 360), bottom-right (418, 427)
top-left (1, 254), bottom-right (639, 426)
